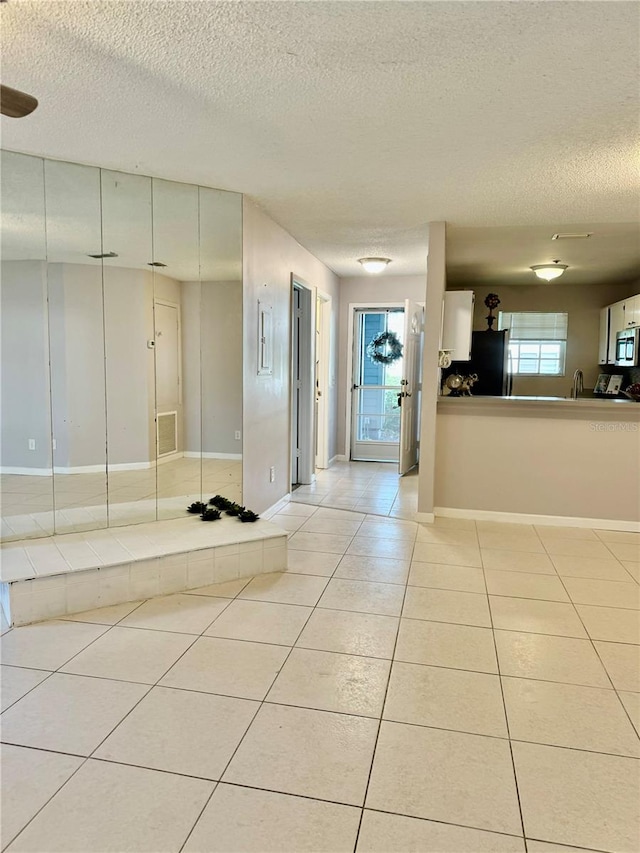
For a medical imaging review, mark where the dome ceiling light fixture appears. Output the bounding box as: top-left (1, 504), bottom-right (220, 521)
top-left (530, 260), bottom-right (569, 281)
top-left (358, 257), bottom-right (392, 274)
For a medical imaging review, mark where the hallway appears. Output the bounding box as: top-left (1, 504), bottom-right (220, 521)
top-left (1, 506), bottom-right (639, 852)
top-left (291, 461), bottom-right (418, 518)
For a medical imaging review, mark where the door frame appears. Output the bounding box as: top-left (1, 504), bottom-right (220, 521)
top-left (345, 302), bottom-right (404, 463)
top-left (315, 290), bottom-right (331, 470)
top-left (290, 274), bottom-right (315, 487)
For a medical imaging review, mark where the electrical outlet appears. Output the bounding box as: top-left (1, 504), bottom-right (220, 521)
top-left (28, 439), bottom-right (36, 451)
top-left (235, 430), bottom-right (241, 440)
top-left (52, 439), bottom-right (57, 450)
top-left (269, 466), bottom-right (275, 483)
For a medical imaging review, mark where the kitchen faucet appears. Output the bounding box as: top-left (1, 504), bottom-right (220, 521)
top-left (571, 369), bottom-right (584, 399)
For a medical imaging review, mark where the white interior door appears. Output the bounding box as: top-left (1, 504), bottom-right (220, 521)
top-left (399, 299), bottom-right (423, 475)
top-left (154, 301), bottom-right (180, 410)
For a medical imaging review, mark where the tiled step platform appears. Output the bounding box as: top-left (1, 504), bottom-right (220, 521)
top-left (0, 515), bottom-right (287, 627)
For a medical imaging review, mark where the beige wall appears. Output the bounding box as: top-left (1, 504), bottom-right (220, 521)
top-left (336, 275), bottom-right (426, 457)
top-left (447, 281), bottom-right (640, 396)
top-left (435, 404), bottom-right (640, 523)
top-left (242, 199), bottom-right (340, 513)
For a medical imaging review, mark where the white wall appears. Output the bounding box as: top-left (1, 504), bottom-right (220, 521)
top-left (336, 275), bottom-right (427, 458)
top-left (182, 280), bottom-right (243, 456)
top-left (242, 199), bottom-right (340, 513)
top-left (48, 263), bottom-right (107, 469)
top-left (104, 267), bottom-right (155, 466)
top-left (0, 261), bottom-right (52, 471)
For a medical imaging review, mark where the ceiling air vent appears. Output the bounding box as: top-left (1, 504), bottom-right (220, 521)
top-left (551, 233), bottom-right (592, 240)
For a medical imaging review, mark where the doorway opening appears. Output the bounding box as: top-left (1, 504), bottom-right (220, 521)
top-left (290, 277), bottom-right (314, 490)
top-left (349, 302), bottom-right (423, 472)
top-left (351, 308), bottom-right (404, 463)
top-left (315, 291), bottom-right (331, 470)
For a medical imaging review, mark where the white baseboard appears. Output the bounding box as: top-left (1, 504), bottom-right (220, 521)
top-left (330, 455), bottom-right (348, 465)
top-left (434, 506), bottom-right (640, 533)
top-left (0, 467), bottom-right (52, 476)
top-left (261, 494), bottom-right (292, 520)
top-left (415, 511), bottom-right (435, 523)
top-left (184, 451), bottom-right (242, 461)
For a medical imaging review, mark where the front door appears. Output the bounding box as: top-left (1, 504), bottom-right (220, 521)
top-left (351, 308), bottom-right (404, 463)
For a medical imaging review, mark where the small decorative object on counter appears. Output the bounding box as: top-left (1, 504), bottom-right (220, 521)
top-left (484, 293), bottom-right (501, 331)
top-left (225, 503), bottom-right (244, 516)
top-left (187, 501), bottom-right (207, 514)
top-left (623, 382), bottom-right (640, 401)
top-left (238, 509), bottom-right (260, 523)
top-left (444, 373), bottom-right (464, 396)
top-left (460, 373), bottom-right (479, 395)
top-left (201, 508), bottom-right (222, 521)
top-left (209, 495), bottom-right (233, 510)
top-left (366, 330), bottom-right (403, 365)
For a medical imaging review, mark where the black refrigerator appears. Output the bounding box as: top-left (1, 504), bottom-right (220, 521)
top-left (444, 330), bottom-right (512, 396)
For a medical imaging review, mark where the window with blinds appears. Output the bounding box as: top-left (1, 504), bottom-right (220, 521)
top-left (498, 311), bottom-right (568, 376)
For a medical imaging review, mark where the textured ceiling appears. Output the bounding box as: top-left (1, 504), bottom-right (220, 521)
top-left (1, 0), bottom-right (639, 280)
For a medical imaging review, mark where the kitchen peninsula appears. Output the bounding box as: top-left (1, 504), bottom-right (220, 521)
top-left (435, 395), bottom-right (640, 527)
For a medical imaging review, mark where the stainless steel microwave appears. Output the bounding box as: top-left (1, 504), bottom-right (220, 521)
top-left (615, 328), bottom-right (640, 367)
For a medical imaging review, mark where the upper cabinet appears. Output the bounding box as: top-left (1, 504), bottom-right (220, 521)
top-left (442, 291), bottom-right (475, 361)
top-left (623, 294), bottom-right (640, 329)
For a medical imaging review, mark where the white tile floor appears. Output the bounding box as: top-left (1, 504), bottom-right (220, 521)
top-left (1, 467), bottom-right (640, 851)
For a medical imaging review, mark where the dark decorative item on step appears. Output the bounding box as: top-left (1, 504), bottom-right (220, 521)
top-left (201, 508), bottom-right (222, 521)
top-left (209, 495), bottom-right (233, 510)
top-left (366, 330), bottom-right (403, 365)
top-left (187, 501), bottom-right (207, 514)
top-left (484, 293), bottom-right (501, 331)
top-left (238, 509), bottom-right (260, 523)
top-left (225, 503), bottom-right (245, 517)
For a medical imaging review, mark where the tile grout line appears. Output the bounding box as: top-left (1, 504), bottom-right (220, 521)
top-left (1, 581), bottom-right (249, 851)
top-left (538, 534), bottom-right (640, 747)
top-left (480, 543), bottom-right (529, 852)
top-left (175, 544), bottom-right (347, 853)
top-left (350, 532), bottom-right (415, 853)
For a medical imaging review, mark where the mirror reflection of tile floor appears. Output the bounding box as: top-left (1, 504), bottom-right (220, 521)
top-left (1, 458), bottom-right (241, 540)
top-left (1, 505), bottom-right (639, 852)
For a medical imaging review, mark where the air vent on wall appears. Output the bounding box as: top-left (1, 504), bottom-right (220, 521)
top-left (551, 233), bottom-right (592, 240)
top-left (87, 251), bottom-right (118, 259)
top-left (157, 412), bottom-right (178, 457)
top-left (148, 262), bottom-right (167, 267)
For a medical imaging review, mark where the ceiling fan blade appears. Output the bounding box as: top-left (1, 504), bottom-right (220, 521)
top-left (1, 84), bottom-right (38, 118)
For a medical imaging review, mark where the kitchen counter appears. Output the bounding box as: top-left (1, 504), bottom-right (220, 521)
top-left (435, 395), bottom-right (640, 525)
top-left (438, 395), bottom-right (640, 417)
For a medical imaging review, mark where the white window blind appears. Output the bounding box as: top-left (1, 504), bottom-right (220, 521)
top-left (498, 312), bottom-right (568, 340)
top-left (499, 312), bottom-right (568, 376)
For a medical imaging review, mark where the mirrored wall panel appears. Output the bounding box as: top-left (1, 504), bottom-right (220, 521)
top-left (0, 151), bottom-right (243, 541)
top-left (1, 152), bottom-right (54, 539)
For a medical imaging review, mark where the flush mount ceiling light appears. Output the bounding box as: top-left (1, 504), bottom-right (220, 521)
top-left (530, 260), bottom-right (568, 281)
top-left (358, 257), bottom-right (392, 274)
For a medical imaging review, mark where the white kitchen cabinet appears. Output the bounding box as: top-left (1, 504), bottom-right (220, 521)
top-left (442, 290), bottom-right (475, 361)
top-left (623, 294), bottom-right (640, 328)
top-left (608, 300), bottom-right (626, 363)
top-left (598, 307), bottom-right (610, 364)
